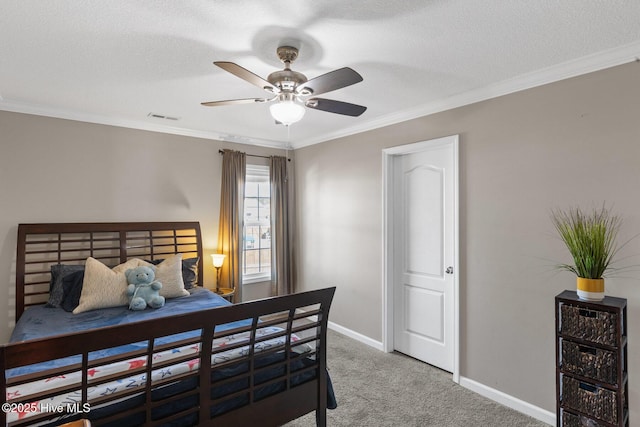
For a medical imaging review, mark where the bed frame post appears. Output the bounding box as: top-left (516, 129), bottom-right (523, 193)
top-left (15, 225), bottom-right (27, 320)
top-left (199, 322), bottom-right (215, 424)
top-left (315, 298), bottom-right (331, 427)
top-left (0, 348), bottom-right (6, 426)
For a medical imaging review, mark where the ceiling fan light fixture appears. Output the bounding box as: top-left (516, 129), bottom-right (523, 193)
top-left (269, 99), bottom-right (306, 126)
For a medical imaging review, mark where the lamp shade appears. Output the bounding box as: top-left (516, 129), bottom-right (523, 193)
top-left (211, 253), bottom-right (226, 268)
top-left (269, 100), bottom-right (306, 125)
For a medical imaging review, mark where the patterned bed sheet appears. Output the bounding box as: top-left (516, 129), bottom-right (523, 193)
top-left (5, 326), bottom-right (311, 424)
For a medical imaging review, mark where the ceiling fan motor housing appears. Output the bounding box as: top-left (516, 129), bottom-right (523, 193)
top-left (267, 46), bottom-right (308, 92)
top-left (267, 69), bottom-right (307, 91)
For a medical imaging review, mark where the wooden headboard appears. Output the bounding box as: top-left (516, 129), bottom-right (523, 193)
top-left (15, 222), bottom-right (203, 320)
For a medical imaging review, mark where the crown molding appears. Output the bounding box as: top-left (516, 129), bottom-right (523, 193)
top-left (0, 100), bottom-right (289, 150)
top-left (290, 40), bottom-right (640, 149)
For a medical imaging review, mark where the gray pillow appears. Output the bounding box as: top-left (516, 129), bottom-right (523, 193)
top-left (181, 257), bottom-right (199, 289)
top-left (46, 264), bottom-right (85, 307)
top-left (60, 270), bottom-right (85, 312)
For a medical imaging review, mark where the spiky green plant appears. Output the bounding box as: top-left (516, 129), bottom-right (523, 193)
top-left (551, 206), bottom-right (622, 279)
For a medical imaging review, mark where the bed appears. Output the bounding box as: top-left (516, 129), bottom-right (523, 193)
top-left (0, 222), bottom-right (336, 426)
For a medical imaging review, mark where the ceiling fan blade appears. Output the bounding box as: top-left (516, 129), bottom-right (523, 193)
top-left (201, 98), bottom-right (271, 107)
top-left (296, 67), bottom-right (363, 96)
top-left (214, 61), bottom-right (277, 93)
top-left (306, 98), bottom-right (367, 117)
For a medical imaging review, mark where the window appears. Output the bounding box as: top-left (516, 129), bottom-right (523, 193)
top-left (243, 164), bottom-right (271, 283)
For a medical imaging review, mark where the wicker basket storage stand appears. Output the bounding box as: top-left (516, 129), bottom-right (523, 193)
top-left (556, 290), bottom-right (629, 427)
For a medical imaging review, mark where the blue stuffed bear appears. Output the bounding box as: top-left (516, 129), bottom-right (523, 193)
top-left (125, 265), bottom-right (165, 310)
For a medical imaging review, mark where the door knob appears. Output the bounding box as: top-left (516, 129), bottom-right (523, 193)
top-left (446, 266), bottom-right (454, 274)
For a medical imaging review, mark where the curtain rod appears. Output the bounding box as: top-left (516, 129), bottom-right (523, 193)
top-left (218, 149), bottom-right (290, 161)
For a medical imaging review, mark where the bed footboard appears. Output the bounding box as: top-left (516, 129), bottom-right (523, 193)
top-left (1, 287), bottom-right (336, 427)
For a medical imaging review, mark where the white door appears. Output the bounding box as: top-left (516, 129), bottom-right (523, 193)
top-left (390, 137), bottom-right (457, 372)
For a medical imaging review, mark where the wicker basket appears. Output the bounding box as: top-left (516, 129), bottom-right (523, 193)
top-left (562, 376), bottom-right (618, 424)
top-left (562, 410), bottom-right (607, 426)
top-left (562, 339), bottom-right (617, 384)
top-left (560, 304), bottom-right (617, 346)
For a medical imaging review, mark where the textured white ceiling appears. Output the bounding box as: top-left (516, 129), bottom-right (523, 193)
top-left (1, 1), bottom-right (639, 149)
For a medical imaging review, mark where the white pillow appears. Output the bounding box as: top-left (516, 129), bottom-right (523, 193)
top-left (140, 253), bottom-right (189, 298)
top-left (73, 257), bottom-right (142, 314)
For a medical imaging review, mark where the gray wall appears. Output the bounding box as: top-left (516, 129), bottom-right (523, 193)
top-left (0, 112), bottom-right (281, 340)
top-left (294, 62), bottom-right (640, 416)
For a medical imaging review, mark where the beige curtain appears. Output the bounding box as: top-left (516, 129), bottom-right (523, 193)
top-left (217, 149), bottom-right (246, 302)
top-left (270, 155), bottom-right (295, 295)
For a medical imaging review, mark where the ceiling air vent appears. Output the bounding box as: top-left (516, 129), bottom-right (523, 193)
top-left (147, 113), bottom-right (180, 121)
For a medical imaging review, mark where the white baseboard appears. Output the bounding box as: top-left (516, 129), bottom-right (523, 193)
top-left (298, 311), bottom-right (384, 351)
top-left (459, 376), bottom-right (555, 425)
top-left (327, 321), bottom-right (384, 351)
top-left (328, 321), bottom-right (554, 425)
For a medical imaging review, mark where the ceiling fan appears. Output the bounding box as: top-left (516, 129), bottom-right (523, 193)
top-left (201, 46), bottom-right (366, 126)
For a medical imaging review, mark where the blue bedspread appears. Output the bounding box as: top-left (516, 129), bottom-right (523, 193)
top-left (8, 288), bottom-right (247, 376)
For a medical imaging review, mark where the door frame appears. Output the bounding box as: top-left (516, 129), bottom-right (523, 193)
top-left (382, 134), bottom-right (460, 383)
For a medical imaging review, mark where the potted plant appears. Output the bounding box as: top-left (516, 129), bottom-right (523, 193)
top-left (551, 205), bottom-right (622, 301)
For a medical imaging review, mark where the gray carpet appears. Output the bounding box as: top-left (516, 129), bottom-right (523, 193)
top-left (285, 330), bottom-right (548, 427)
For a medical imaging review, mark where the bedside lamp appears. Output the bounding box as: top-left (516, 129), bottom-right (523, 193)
top-left (211, 254), bottom-right (225, 292)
